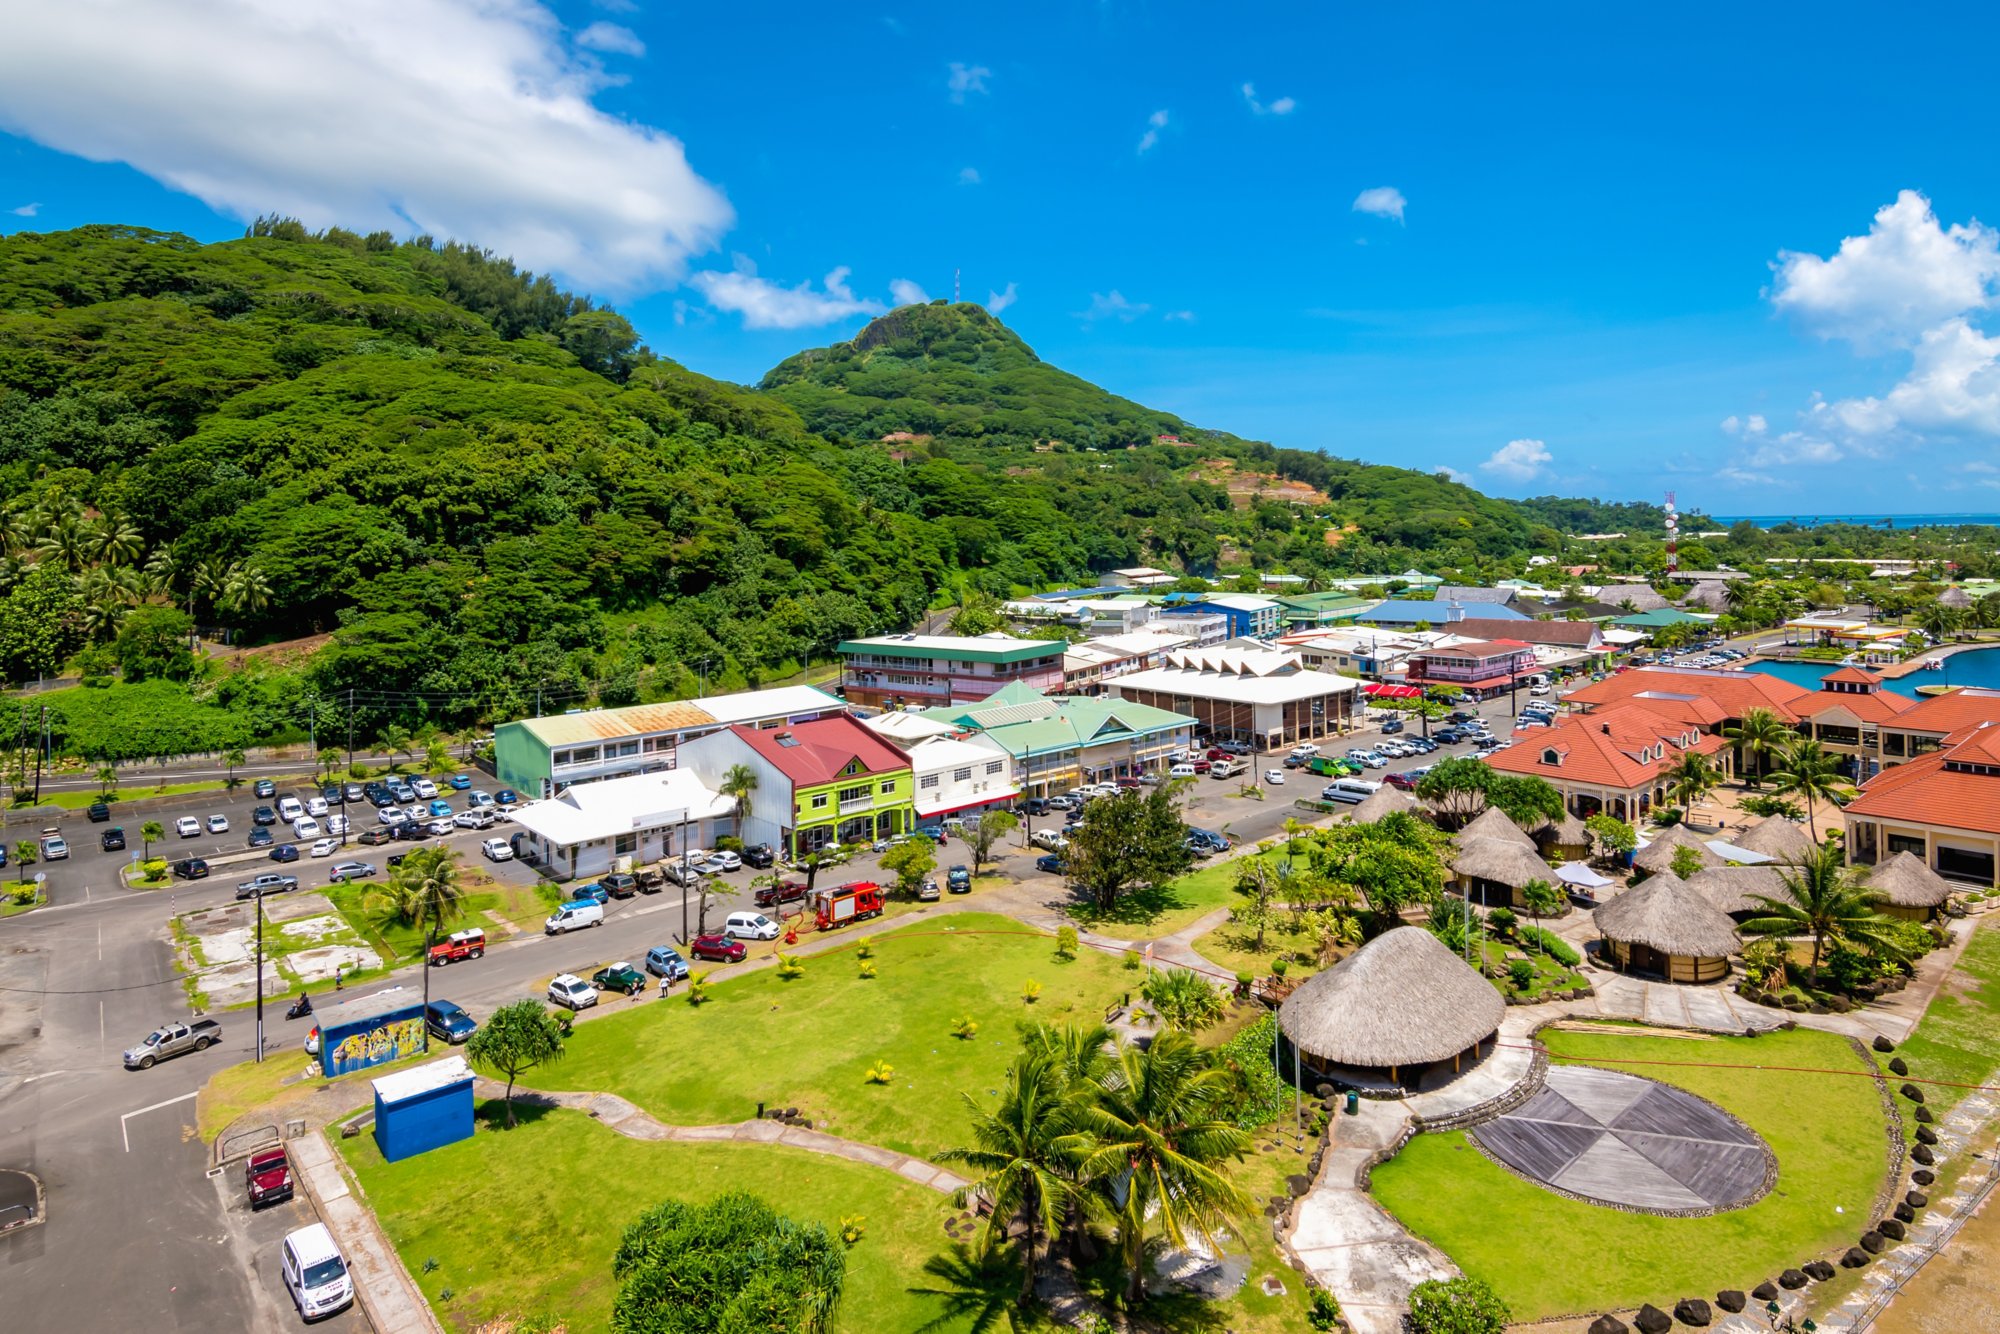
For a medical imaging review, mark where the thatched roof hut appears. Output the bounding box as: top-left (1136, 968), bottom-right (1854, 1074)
top-left (1277, 926), bottom-right (1504, 1081)
top-left (1348, 784), bottom-right (1417, 824)
top-left (1732, 817), bottom-right (1816, 864)
top-left (1593, 871), bottom-right (1741, 982)
top-left (1866, 851), bottom-right (1956, 919)
top-left (1453, 836), bottom-right (1559, 908)
top-left (1682, 865), bottom-right (1788, 918)
top-left (1461, 805), bottom-right (1537, 851)
top-left (1607, 583), bottom-right (1670, 612)
top-left (1533, 810), bottom-right (1592, 857)
top-left (1939, 586), bottom-right (1973, 610)
top-left (1682, 580), bottom-right (1732, 611)
top-left (1632, 823), bottom-right (1721, 877)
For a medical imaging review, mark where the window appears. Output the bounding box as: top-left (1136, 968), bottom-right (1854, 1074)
top-left (953, 767), bottom-right (972, 782)
top-left (1541, 749), bottom-right (1561, 766)
top-left (811, 794), bottom-right (828, 810)
top-left (920, 774), bottom-right (940, 790)
top-left (614, 833), bottom-right (637, 854)
top-left (985, 760), bottom-right (1004, 775)
top-left (879, 780), bottom-right (896, 794)
top-left (838, 785), bottom-right (869, 804)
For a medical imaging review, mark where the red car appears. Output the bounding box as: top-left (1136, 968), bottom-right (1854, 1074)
top-left (752, 878), bottom-right (808, 910)
top-left (246, 1147), bottom-right (293, 1209)
top-left (689, 933), bottom-right (747, 963)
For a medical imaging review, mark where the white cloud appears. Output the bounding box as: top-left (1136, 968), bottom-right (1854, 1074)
top-left (1137, 109), bottom-right (1168, 155)
top-left (958, 166), bottom-right (981, 186)
top-left (1718, 467), bottom-right (1780, 487)
top-left (0, 0), bottom-right (732, 294)
top-left (690, 261), bottom-right (884, 330)
top-left (1479, 438), bottom-right (1552, 481)
top-left (1164, 309), bottom-right (1195, 322)
top-left (574, 20), bottom-right (643, 55)
top-left (1079, 290), bottom-right (1150, 323)
top-left (1813, 317), bottom-right (2000, 438)
top-left (947, 62), bottom-right (990, 104)
top-left (1719, 413), bottom-right (1768, 436)
top-left (986, 281), bottom-right (1018, 314)
top-left (1352, 187), bottom-right (1407, 223)
top-left (1771, 190), bottom-right (2000, 351)
top-left (9, 202), bottom-right (39, 217)
top-left (888, 278), bottom-right (930, 308)
top-left (1241, 83), bottom-right (1295, 116)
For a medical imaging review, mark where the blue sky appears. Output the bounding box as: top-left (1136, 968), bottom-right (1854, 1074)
top-left (5, 2), bottom-right (2000, 515)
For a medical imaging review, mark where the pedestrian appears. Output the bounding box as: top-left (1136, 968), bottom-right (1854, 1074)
top-left (335, 967), bottom-right (344, 992)
top-left (658, 973), bottom-right (671, 999)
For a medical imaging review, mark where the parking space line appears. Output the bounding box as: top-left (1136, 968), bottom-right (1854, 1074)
top-left (120, 1090), bottom-right (198, 1152)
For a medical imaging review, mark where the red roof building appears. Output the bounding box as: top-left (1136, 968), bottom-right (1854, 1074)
top-left (1481, 702), bottom-right (1731, 822)
top-left (679, 714), bottom-right (916, 859)
top-left (1565, 666), bottom-right (1816, 724)
top-left (1846, 719), bottom-right (2000, 888)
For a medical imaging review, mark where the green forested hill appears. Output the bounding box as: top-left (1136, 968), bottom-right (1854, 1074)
top-left (0, 223), bottom-right (1685, 753)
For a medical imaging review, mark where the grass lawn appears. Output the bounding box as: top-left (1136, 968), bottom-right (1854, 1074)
top-left (1192, 916), bottom-right (1323, 985)
top-left (538, 913), bottom-right (1138, 1162)
top-left (25, 778), bottom-right (229, 810)
top-left (1877, 920), bottom-right (2000, 1124)
top-left (1370, 1025), bottom-right (1892, 1320)
top-left (1070, 845), bottom-right (1305, 938)
top-left (1479, 937), bottom-right (1585, 997)
top-left (325, 874), bottom-right (561, 965)
top-left (0, 887), bottom-right (47, 917)
top-left (339, 1100), bottom-right (1032, 1334)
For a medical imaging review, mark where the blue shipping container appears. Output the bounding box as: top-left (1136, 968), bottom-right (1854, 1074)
top-left (372, 1056), bottom-right (474, 1163)
top-left (314, 987), bottom-right (428, 1078)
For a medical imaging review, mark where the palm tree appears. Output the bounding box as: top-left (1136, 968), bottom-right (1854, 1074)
top-left (1725, 706), bottom-right (1793, 784)
top-left (937, 1049), bottom-right (1076, 1305)
top-left (1723, 580), bottom-right (1757, 614)
top-left (319, 747), bottom-right (342, 784)
top-left (1740, 842), bottom-right (1905, 988)
top-left (221, 561), bottom-right (272, 632)
top-left (1767, 738), bottom-right (1850, 841)
top-left (424, 737), bottom-right (452, 775)
top-left (1663, 751), bottom-right (1721, 825)
top-left (368, 846), bottom-right (467, 986)
top-left (1519, 878), bottom-right (1564, 951)
top-left (379, 723), bottom-right (414, 771)
top-left (95, 518), bottom-right (144, 568)
top-left (139, 820), bottom-right (165, 859)
top-left (96, 764), bottom-right (119, 799)
top-left (719, 763), bottom-right (759, 836)
top-left (1064, 1031), bottom-right (1253, 1306)
top-left (1917, 599), bottom-right (1963, 644)
top-left (224, 747), bottom-right (246, 789)
top-left (37, 517), bottom-right (93, 572)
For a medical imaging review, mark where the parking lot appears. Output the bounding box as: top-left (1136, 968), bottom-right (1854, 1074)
top-left (210, 1159), bottom-right (368, 1333)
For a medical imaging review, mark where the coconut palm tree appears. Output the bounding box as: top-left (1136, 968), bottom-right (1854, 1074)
top-left (719, 762), bottom-right (758, 835)
top-left (1766, 738), bottom-right (1851, 841)
top-left (37, 517), bottom-right (94, 572)
top-left (1064, 1031), bottom-right (1253, 1306)
top-left (140, 820), bottom-right (165, 859)
top-left (1739, 842), bottom-right (1906, 988)
top-left (1917, 599), bottom-right (1963, 643)
top-left (95, 517), bottom-right (145, 568)
top-left (424, 736), bottom-right (452, 775)
top-left (224, 748), bottom-right (246, 789)
top-left (1663, 751), bottom-right (1722, 825)
top-left (368, 845), bottom-right (466, 944)
top-left (220, 561), bottom-right (272, 632)
top-left (1724, 706), bottom-right (1793, 784)
top-left (937, 1049), bottom-right (1077, 1306)
top-left (1519, 877), bottom-right (1564, 951)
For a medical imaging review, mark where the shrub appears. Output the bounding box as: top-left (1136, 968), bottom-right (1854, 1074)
top-left (1740, 937), bottom-right (1788, 991)
top-left (855, 936), bottom-right (875, 960)
top-left (1270, 956), bottom-right (1290, 978)
top-left (1218, 1012), bottom-right (1287, 1129)
top-left (950, 1015), bottom-right (979, 1040)
top-left (1141, 967), bottom-right (1227, 1032)
top-left (1123, 949), bottom-right (1143, 971)
top-left (1517, 925), bottom-right (1580, 966)
top-left (1054, 925), bottom-right (1079, 961)
top-left (715, 835), bottom-right (743, 852)
top-left (1307, 1289), bottom-right (1343, 1331)
top-left (612, 1192), bottom-right (845, 1334)
top-left (776, 953), bottom-right (805, 981)
top-left (1021, 979), bottom-right (1042, 1005)
top-left (685, 971), bottom-right (712, 1006)
top-left (1408, 1276), bottom-right (1509, 1334)
top-left (863, 1061), bottom-right (894, 1085)
top-left (838, 1215), bottom-right (866, 1247)
top-left (856, 960), bottom-right (876, 980)
top-left (1487, 906), bottom-right (1517, 935)
top-left (1507, 958), bottom-right (1536, 991)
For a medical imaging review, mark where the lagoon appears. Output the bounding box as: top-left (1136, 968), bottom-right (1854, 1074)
top-left (1747, 647), bottom-right (2000, 698)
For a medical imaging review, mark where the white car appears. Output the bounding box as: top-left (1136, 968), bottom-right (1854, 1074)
top-left (494, 804), bottom-right (519, 822)
top-left (377, 806), bottom-right (408, 826)
top-left (480, 838), bottom-right (514, 861)
top-left (454, 809), bottom-right (496, 830)
top-left (1263, 769), bottom-right (1286, 785)
top-left (412, 778), bottom-right (438, 799)
top-left (309, 837), bottom-right (339, 858)
top-left (1529, 683), bottom-right (1551, 696)
top-left (294, 817), bottom-right (321, 840)
top-left (1030, 828), bottom-right (1068, 852)
top-left (402, 805), bottom-right (428, 823)
top-left (306, 796), bottom-right (329, 817)
top-left (175, 815), bottom-right (201, 838)
top-left (206, 813), bottom-right (230, 834)
top-left (546, 974), bottom-right (598, 1010)
top-left (701, 850), bottom-right (742, 873)
top-left (325, 814), bottom-right (350, 835)
top-left (1168, 763), bottom-right (1197, 777)
top-left (280, 1222), bottom-right (353, 1323)
top-left (722, 911), bottom-right (780, 941)
top-left (426, 818), bottom-right (454, 836)
top-left (1290, 743), bottom-right (1320, 758)
top-left (277, 797), bottom-right (304, 822)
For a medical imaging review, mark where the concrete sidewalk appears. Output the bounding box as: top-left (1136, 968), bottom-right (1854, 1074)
top-left (288, 1130), bottom-right (443, 1334)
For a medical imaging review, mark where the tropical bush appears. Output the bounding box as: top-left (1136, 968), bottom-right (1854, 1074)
top-left (1408, 1275), bottom-right (1510, 1334)
top-left (609, 1192), bottom-right (844, 1334)
top-left (1517, 925), bottom-right (1580, 966)
top-left (1217, 1013), bottom-right (1288, 1129)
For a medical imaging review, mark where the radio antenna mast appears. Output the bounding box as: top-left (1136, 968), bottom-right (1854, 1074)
top-left (1664, 491), bottom-right (1679, 573)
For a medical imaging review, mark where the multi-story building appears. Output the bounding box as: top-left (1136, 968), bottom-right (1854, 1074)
top-left (1481, 703), bottom-right (1733, 822)
top-left (507, 769), bottom-right (737, 881)
top-left (858, 724), bottom-right (1018, 825)
top-left (677, 714), bottom-right (914, 858)
top-left (1103, 645), bottom-right (1359, 752)
top-left (1167, 593), bottom-right (1284, 639)
top-left (1108, 566), bottom-right (1180, 590)
top-left (492, 685), bottom-right (844, 799)
top-left (1846, 719), bottom-right (2000, 887)
top-left (1402, 639), bottom-right (1539, 699)
top-left (836, 633), bottom-right (1066, 711)
top-left (1060, 628), bottom-right (1188, 695)
top-left (918, 682), bottom-right (1195, 797)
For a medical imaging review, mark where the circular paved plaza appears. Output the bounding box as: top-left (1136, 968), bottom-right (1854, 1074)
top-left (1469, 1064), bottom-right (1772, 1213)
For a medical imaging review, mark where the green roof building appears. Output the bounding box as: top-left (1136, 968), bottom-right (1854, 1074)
top-left (1609, 607), bottom-right (1713, 631)
top-left (912, 682), bottom-right (1197, 795)
top-left (836, 633), bottom-right (1067, 711)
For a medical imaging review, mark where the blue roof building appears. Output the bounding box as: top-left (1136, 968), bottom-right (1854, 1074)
top-left (1339, 599), bottom-right (1530, 628)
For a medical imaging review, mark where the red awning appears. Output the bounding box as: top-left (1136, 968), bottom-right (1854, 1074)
top-left (1363, 683), bottom-right (1424, 699)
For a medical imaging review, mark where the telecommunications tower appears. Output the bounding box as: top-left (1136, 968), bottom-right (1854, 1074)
top-left (1664, 491), bottom-right (1679, 573)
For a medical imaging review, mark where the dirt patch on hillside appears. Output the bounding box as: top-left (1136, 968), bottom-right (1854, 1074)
top-left (1193, 458), bottom-right (1330, 509)
top-left (203, 632), bottom-right (333, 668)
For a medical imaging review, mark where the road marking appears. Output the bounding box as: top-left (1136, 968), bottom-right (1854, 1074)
top-left (97, 923), bottom-right (102, 960)
top-left (99, 1000), bottom-right (105, 1048)
top-left (121, 1090), bottom-right (199, 1152)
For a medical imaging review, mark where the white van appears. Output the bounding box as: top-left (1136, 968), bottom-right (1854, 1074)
top-left (1168, 763), bottom-right (1197, 778)
top-left (280, 1223), bottom-right (353, 1322)
top-left (277, 796), bottom-right (304, 823)
top-left (544, 900), bottom-right (605, 934)
top-left (1323, 779), bottom-right (1383, 804)
top-left (722, 911), bottom-right (780, 941)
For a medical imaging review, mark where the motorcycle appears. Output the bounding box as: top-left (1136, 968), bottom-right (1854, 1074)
top-left (284, 993), bottom-right (314, 1021)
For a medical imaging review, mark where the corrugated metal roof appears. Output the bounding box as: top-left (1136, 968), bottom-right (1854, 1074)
top-left (521, 701), bottom-right (717, 746)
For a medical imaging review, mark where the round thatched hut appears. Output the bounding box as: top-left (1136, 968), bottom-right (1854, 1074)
top-left (1277, 926), bottom-right (1505, 1091)
top-left (1533, 810), bottom-right (1593, 861)
top-left (1631, 823), bottom-right (1722, 879)
top-left (1681, 864), bottom-right (1787, 920)
top-left (1461, 805), bottom-right (1537, 849)
top-left (1733, 817), bottom-right (1816, 864)
top-left (1347, 784), bottom-right (1417, 824)
top-left (1452, 836), bottom-right (1560, 909)
top-left (1593, 871), bottom-right (1742, 982)
top-left (1865, 851), bottom-right (1956, 921)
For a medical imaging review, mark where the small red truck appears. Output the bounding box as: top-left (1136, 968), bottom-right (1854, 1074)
top-left (426, 928), bottom-right (486, 966)
top-left (246, 1147), bottom-right (294, 1209)
top-left (811, 880), bottom-right (884, 931)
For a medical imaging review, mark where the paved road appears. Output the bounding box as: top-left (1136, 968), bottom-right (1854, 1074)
top-left (0, 686), bottom-right (1541, 1330)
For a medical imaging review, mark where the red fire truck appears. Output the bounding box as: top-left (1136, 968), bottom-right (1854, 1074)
top-left (426, 928), bottom-right (487, 966)
top-left (811, 880), bottom-right (884, 931)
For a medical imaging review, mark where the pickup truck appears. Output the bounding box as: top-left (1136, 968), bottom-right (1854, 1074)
top-left (1209, 758), bottom-right (1245, 780)
top-left (124, 1019), bottom-right (222, 1069)
top-left (234, 873), bottom-right (299, 901)
top-left (246, 1147), bottom-right (294, 1209)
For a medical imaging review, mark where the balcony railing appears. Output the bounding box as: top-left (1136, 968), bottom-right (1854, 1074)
top-left (838, 797), bottom-right (874, 814)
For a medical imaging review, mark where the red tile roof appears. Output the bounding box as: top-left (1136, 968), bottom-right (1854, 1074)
top-left (730, 715), bottom-right (911, 787)
top-left (1482, 703), bottom-right (1727, 791)
top-left (1621, 693), bottom-right (1730, 729)
top-left (1797, 689), bottom-right (1915, 724)
top-left (1565, 667), bottom-right (1816, 723)
top-left (1452, 617), bottom-right (1603, 648)
top-left (1820, 666), bottom-right (1884, 686)
top-left (1847, 741), bottom-right (2000, 836)
top-left (1890, 688), bottom-right (2000, 737)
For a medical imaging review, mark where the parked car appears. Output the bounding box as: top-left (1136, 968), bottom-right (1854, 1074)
top-left (689, 933), bottom-right (747, 963)
top-left (40, 830), bottom-right (68, 860)
top-left (496, 788), bottom-right (521, 805)
top-left (253, 778), bottom-right (277, 799)
top-left (306, 797), bottom-right (329, 818)
top-left (544, 900), bottom-right (604, 934)
top-left (917, 875), bottom-right (942, 901)
top-left (175, 816), bottom-right (201, 838)
top-left (946, 865), bottom-right (972, 893)
top-left (602, 873), bottom-right (639, 899)
top-left (480, 838), bottom-right (514, 861)
top-left (328, 861), bottom-right (376, 883)
top-left (424, 1000), bottom-right (477, 1044)
top-left (572, 883), bottom-right (611, 907)
top-left (1262, 769), bottom-right (1286, 785)
top-left (325, 814), bottom-right (349, 836)
top-left (753, 879), bottom-right (808, 910)
top-left (1034, 854), bottom-right (1067, 875)
top-left (295, 817), bottom-right (323, 840)
top-left (412, 778), bottom-right (439, 799)
top-left (1384, 771), bottom-right (1418, 790)
top-left (467, 789), bottom-right (495, 809)
top-left (246, 1147), bottom-right (294, 1209)
top-left (663, 860), bottom-right (704, 887)
top-left (546, 974), bottom-right (598, 1010)
top-left (423, 798), bottom-right (451, 819)
top-left (173, 857), bottom-right (210, 879)
top-left (454, 808), bottom-right (497, 831)
top-left (1379, 718), bottom-right (1404, 734)
top-left (645, 945), bottom-right (690, 980)
top-left (722, 911), bottom-right (780, 941)
top-left (100, 826), bottom-right (126, 852)
top-left (269, 843), bottom-right (299, 863)
top-left (235, 873), bottom-right (299, 901)
top-left (448, 773), bottom-right (473, 790)
top-left (343, 783), bottom-right (365, 803)
top-left (1030, 829), bottom-right (1068, 852)
top-left (278, 796), bottom-right (305, 822)
top-left (592, 962), bottom-right (647, 995)
top-left (424, 818), bottom-right (453, 837)
top-left (307, 837), bottom-right (339, 858)
top-left (1019, 796), bottom-right (1052, 817)
top-left (86, 801), bottom-right (111, 823)
top-left (699, 850), bottom-right (742, 874)
top-left (358, 828), bottom-right (394, 847)
top-left (280, 1222), bottom-right (353, 1323)
top-left (741, 843), bottom-right (775, 869)
top-left (123, 1019), bottom-right (223, 1069)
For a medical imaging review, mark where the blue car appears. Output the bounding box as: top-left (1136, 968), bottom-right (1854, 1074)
top-left (448, 773), bottom-right (473, 790)
top-left (1035, 854), bottom-right (1067, 875)
top-left (270, 843), bottom-right (299, 863)
top-left (573, 882), bottom-right (610, 906)
top-left (645, 945), bottom-right (690, 980)
top-left (427, 798), bottom-right (453, 818)
top-left (495, 789), bottom-right (520, 805)
top-left (424, 999), bottom-right (477, 1044)
top-left (248, 826), bottom-right (274, 848)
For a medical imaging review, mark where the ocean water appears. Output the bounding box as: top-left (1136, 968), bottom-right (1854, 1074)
top-left (1749, 647), bottom-right (2000, 698)
top-left (1708, 513), bottom-right (2000, 530)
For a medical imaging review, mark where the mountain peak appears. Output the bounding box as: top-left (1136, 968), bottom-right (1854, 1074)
top-left (849, 300), bottom-right (1037, 361)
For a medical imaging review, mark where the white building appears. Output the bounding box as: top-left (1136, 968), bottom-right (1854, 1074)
top-left (887, 731), bottom-right (1018, 823)
top-left (508, 769), bottom-right (736, 881)
top-left (1278, 626), bottom-right (1438, 680)
top-left (1061, 627), bottom-right (1190, 694)
top-left (1104, 645), bottom-right (1362, 750)
top-left (1109, 565), bottom-right (1180, 590)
